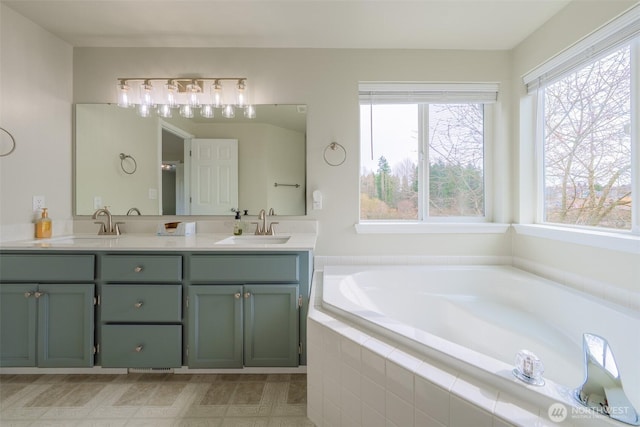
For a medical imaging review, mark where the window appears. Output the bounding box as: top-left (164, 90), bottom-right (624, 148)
top-left (541, 44), bottom-right (634, 230)
top-left (359, 83), bottom-right (497, 222)
top-left (524, 4), bottom-right (640, 234)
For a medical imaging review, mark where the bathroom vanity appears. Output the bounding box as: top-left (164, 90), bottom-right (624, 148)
top-left (0, 233), bottom-right (315, 371)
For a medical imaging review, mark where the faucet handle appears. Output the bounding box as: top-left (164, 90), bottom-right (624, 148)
top-left (94, 221), bottom-right (107, 235)
top-left (267, 222), bottom-right (279, 235)
top-left (113, 222), bottom-right (125, 235)
top-left (251, 222), bottom-right (261, 235)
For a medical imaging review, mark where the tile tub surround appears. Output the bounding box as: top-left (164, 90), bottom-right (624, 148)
top-left (0, 373), bottom-right (312, 426)
top-left (307, 269), bottom-right (628, 427)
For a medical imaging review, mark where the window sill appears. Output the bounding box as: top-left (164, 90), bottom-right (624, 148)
top-left (354, 222), bottom-right (511, 234)
top-left (513, 224), bottom-right (640, 254)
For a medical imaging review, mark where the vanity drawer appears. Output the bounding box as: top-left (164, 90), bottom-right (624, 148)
top-left (101, 255), bottom-right (182, 282)
top-left (190, 254), bottom-right (299, 282)
top-left (0, 254), bottom-right (95, 282)
top-left (100, 324), bottom-right (182, 368)
top-left (101, 285), bottom-right (182, 322)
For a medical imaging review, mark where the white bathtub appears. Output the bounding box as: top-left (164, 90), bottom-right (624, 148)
top-left (315, 264), bottom-right (640, 425)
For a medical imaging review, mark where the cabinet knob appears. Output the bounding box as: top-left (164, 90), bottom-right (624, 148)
top-left (234, 292), bottom-right (241, 299)
top-left (134, 266), bottom-right (143, 273)
top-left (134, 345), bottom-right (144, 353)
top-left (34, 291), bottom-right (44, 298)
top-left (244, 292), bottom-right (251, 299)
top-left (24, 291), bottom-right (34, 298)
top-left (134, 301), bottom-right (143, 308)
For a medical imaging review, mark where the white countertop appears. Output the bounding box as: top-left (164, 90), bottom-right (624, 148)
top-left (0, 233), bottom-right (317, 251)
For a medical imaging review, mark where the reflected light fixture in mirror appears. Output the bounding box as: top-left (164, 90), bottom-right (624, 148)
top-left (116, 77), bottom-right (255, 120)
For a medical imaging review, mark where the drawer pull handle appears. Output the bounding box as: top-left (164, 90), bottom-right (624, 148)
top-left (34, 291), bottom-right (44, 298)
top-left (134, 301), bottom-right (143, 308)
top-left (135, 345), bottom-right (144, 352)
top-left (244, 292), bottom-right (251, 299)
top-left (24, 291), bottom-right (34, 298)
top-left (134, 266), bottom-right (144, 273)
top-left (234, 292), bottom-right (241, 299)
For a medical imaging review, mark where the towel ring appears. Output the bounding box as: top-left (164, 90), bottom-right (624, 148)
top-left (0, 127), bottom-right (16, 157)
top-left (119, 153), bottom-right (137, 174)
top-left (323, 141), bottom-right (346, 166)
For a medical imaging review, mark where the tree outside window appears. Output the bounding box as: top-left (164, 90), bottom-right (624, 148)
top-left (543, 45), bottom-right (632, 230)
top-left (360, 102), bottom-right (485, 220)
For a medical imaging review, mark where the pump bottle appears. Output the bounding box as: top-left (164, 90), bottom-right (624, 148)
top-left (233, 210), bottom-right (243, 235)
top-left (35, 208), bottom-right (52, 238)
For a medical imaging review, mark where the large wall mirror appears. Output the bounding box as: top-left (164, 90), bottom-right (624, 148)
top-left (75, 104), bottom-right (307, 216)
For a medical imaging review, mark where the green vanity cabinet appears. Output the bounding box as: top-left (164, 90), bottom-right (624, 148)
top-left (187, 283), bottom-right (300, 368)
top-left (1, 283), bottom-right (95, 368)
top-left (0, 254), bottom-right (96, 368)
top-left (188, 285), bottom-right (243, 368)
top-left (0, 283), bottom-right (37, 366)
top-left (243, 284), bottom-right (299, 367)
top-left (98, 254), bottom-right (183, 368)
top-left (187, 253), bottom-right (308, 368)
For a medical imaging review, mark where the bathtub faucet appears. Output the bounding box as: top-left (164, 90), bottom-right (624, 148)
top-left (574, 333), bottom-right (639, 425)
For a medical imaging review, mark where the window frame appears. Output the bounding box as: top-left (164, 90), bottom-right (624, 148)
top-left (534, 38), bottom-right (639, 236)
top-left (358, 82), bottom-right (498, 225)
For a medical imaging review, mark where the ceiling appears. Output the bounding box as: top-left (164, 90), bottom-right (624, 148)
top-left (3, 0), bottom-right (571, 50)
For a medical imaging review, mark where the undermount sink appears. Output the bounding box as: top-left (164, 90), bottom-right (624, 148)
top-left (215, 235), bottom-right (291, 245)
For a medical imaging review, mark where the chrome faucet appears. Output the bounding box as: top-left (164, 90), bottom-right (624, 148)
top-left (574, 333), bottom-right (639, 425)
top-left (91, 206), bottom-right (123, 235)
top-left (252, 209), bottom-right (278, 235)
top-left (126, 207), bottom-right (141, 215)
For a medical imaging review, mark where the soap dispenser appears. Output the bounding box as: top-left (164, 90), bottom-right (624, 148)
top-left (35, 208), bottom-right (52, 239)
top-left (233, 210), bottom-right (243, 235)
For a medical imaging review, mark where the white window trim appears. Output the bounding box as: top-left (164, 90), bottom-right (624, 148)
top-left (513, 224), bottom-right (640, 254)
top-left (521, 6), bottom-right (640, 243)
top-left (355, 222), bottom-right (510, 234)
top-left (359, 82), bottom-right (498, 225)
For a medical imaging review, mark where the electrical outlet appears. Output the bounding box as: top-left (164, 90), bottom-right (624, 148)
top-left (94, 196), bottom-right (103, 209)
top-left (33, 195), bottom-right (45, 212)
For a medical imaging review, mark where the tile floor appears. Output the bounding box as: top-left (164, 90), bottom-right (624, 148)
top-left (0, 373), bottom-right (314, 426)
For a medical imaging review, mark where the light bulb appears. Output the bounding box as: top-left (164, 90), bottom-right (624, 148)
top-left (137, 104), bottom-right (151, 117)
top-left (139, 81), bottom-right (154, 106)
top-left (186, 81), bottom-right (201, 107)
top-left (164, 81), bottom-right (178, 108)
top-left (222, 104), bottom-right (235, 118)
top-left (116, 81), bottom-right (131, 108)
top-left (211, 81), bottom-right (223, 108)
top-left (200, 104), bottom-right (214, 118)
top-left (179, 104), bottom-right (194, 118)
top-left (158, 104), bottom-right (172, 118)
top-left (236, 80), bottom-right (247, 107)
top-left (244, 105), bottom-right (256, 119)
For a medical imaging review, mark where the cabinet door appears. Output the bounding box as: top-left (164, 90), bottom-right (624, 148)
top-left (243, 284), bottom-right (299, 367)
top-left (37, 284), bottom-right (95, 368)
top-left (188, 285), bottom-right (243, 368)
top-left (0, 284), bottom-right (37, 367)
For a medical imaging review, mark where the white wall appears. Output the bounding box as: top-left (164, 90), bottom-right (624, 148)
top-left (511, 0), bottom-right (639, 294)
top-left (0, 4), bottom-right (74, 241)
top-left (72, 47), bottom-right (513, 256)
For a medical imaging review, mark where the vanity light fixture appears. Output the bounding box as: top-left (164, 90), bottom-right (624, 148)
top-left (115, 77), bottom-right (255, 119)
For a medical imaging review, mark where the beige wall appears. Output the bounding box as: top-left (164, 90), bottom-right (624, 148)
top-left (0, 4), bottom-right (73, 240)
top-left (511, 0), bottom-right (639, 293)
top-left (75, 104), bottom-right (161, 215)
